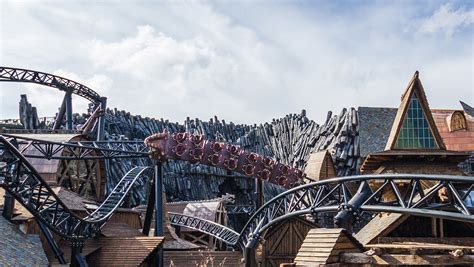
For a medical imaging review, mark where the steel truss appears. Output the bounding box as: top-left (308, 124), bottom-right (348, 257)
top-left (166, 174), bottom-right (473, 249)
top-left (168, 212), bottom-right (240, 245)
top-left (0, 67), bottom-right (101, 103)
top-left (226, 205), bottom-right (256, 214)
top-left (0, 136), bottom-right (152, 239)
top-left (2, 134), bottom-right (149, 160)
top-left (240, 174), bottom-right (473, 248)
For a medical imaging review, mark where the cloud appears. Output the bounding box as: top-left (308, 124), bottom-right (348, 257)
top-left (82, 19), bottom-right (281, 122)
top-left (0, 1), bottom-right (472, 123)
top-left (419, 3), bottom-right (474, 36)
top-left (86, 25), bottom-right (235, 97)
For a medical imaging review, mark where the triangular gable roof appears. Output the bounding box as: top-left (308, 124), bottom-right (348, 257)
top-left (385, 71), bottom-right (446, 150)
top-left (460, 101), bottom-right (474, 117)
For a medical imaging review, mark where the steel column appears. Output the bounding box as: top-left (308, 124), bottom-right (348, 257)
top-left (53, 96), bottom-right (67, 130)
top-left (2, 192), bottom-right (14, 220)
top-left (70, 240), bottom-right (85, 267)
top-left (65, 89), bottom-right (73, 130)
top-left (96, 97), bottom-right (107, 141)
top-left (244, 241), bottom-right (257, 267)
top-left (154, 161), bottom-right (164, 267)
top-left (334, 181), bottom-right (372, 231)
top-left (142, 179), bottom-right (156, 236)
top-left (37, 220), bottom-right (66, 264)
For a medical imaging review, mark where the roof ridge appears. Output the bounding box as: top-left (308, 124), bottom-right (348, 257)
top-left (385, 71), bottom-right (446, 150)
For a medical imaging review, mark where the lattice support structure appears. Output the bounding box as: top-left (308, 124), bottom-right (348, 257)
top-left (4, 134), bottom-right (149, 160)
top-left (0, 136), bottom-right (152, 239)
top-left (166, 174), bottom-right (473, 254)
top-left (0, 67), bottom-right (101, 103)
top-left (168, 212), bottom-right (240, 245)
top-left (240, 174), bottom-right (474, 250)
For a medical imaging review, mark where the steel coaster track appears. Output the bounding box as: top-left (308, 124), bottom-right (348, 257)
top-left (239, 174), bottom-right (474, 248)
top-left (168, 212), bottom-right (240, 245)
top-left (167, 174), bottom-right (473, 249)
top-left (2, 134), bottom-right (149, 160)
top-left (0, 67), bottom-right (101, 103)
top-left (0, 136), bottom-right (152, 239)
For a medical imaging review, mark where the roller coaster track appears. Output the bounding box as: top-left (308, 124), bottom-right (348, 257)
top-left (0, 67), bottom-right (101, 103)
top-left (3, 134), bottom-right (149, 160)
top-left (0, 136), bottom-right (152, 239)
top-left (168, 174), bottom-right (474, 249)
top-left (168, 212), bottom-right (240, 245)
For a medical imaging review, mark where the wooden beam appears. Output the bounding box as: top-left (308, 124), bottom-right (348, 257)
top-left (376, 237), bottom-right (474, 246)
top-left (340, 253), bottom-right (474, 265)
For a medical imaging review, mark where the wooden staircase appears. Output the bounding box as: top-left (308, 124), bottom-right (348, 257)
top-left (294, 228), bottom-right (362, 266)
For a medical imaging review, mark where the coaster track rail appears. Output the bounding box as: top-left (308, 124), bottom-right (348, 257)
top-left (0, 136), bottom-right (152, 239)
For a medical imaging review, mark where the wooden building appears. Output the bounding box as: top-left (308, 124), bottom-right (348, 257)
top-left (10, 133), bottom-right (106, 200)
top-left (167, 195), bottom-right (232, 249)
top-left (360, 71), bottom-right (471, 176)
top-left (260, 217), bottom-right (318, 267)
top-left (305, 150), bottom-right (336, 181)
top-left (292, 72), bottom-right (474, 266)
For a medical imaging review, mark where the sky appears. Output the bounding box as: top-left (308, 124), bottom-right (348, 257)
top-left (0, 0), bottom-right (473, 124)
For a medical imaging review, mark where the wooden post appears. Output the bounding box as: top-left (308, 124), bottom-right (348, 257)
top-left (432, 218), bottom-right (438, 237)
top-left (439, 218), bottom-right (444, 238)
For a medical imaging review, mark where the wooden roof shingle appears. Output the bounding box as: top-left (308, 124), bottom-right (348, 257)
top-left (87, 236), bottom-right (164, 267)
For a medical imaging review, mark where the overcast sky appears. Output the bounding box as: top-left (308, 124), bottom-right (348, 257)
top-left (0, 0), bottom-right (472, 124)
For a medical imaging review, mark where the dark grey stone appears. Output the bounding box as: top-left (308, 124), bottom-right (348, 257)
top-left (357, 106), bottom-right (397, 157)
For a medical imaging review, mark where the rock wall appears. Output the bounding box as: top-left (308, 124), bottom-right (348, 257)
top-left (16, 97), bottom-right (361, 208)
top-left (18, 95), bottom-right (41, 129)
top-left (99, 107), bottom-right (360, 207)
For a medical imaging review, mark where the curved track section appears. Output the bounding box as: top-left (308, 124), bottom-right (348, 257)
top-left (168, 212), bottom-right (240, 245)
top-left (0, 67), bottom-right (101, 103)
top-left (3, 134), bottom-right (149, 160)
top-left (238, 174), bottom-right (474, 248)
top-left (167, 174), bottom-right (473, 249)
top-left (145, 132), bottom-right (306, 188)
top-left (0, 136), bottom-right (152, 239)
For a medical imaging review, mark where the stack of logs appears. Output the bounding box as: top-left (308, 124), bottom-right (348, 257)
top-left (99, 107), bottom-right (360, 206)
top-left (19, 95), bottom-right (41, 129)
top-left (16, 97), bottom-right (361, 207)
top-left (103, 107), bottom-right (360, 175)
